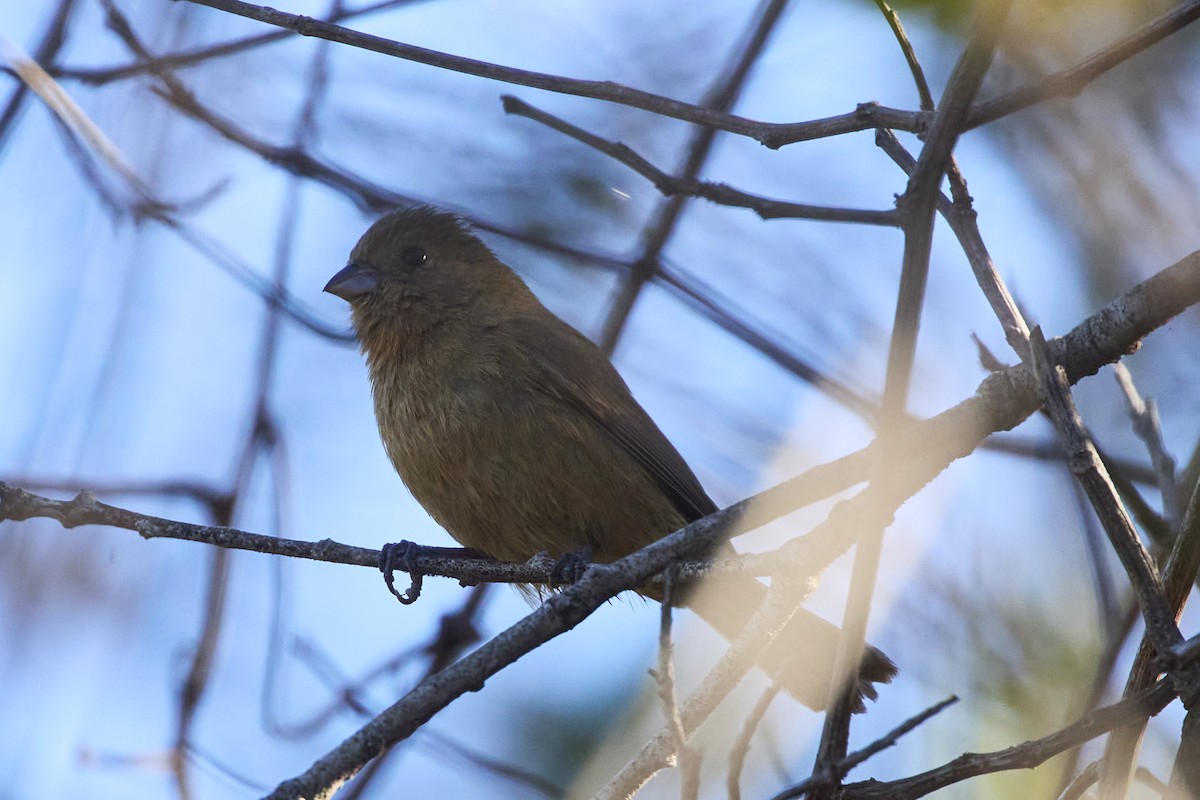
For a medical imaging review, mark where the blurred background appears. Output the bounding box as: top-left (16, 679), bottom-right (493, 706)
top-left (2, 0), bottom-right (1199, 797)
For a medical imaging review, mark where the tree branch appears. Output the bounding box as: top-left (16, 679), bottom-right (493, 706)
top-left (841, 681), bottom-right (1177, 800)
top-left (967, 0), bottom-right (1200, 129)
top-left (174, 0), bottom-right (927, 145)
top-left (501, 96), bottom-right (899, 226)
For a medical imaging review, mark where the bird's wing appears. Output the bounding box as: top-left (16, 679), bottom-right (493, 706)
top-left (506, 314), bottom-right (718, 524)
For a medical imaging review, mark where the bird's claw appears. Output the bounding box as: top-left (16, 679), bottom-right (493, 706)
top-left (380, 540), bottom-right (424, 604)
top-left (549, 546), bottom-right (593, 588)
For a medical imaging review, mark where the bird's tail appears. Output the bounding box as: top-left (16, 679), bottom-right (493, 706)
top-left (650, 573), bottom-right (896, 712)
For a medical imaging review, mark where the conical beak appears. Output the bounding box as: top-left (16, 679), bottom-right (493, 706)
top-left (324, 262), bottom-right (379, 301)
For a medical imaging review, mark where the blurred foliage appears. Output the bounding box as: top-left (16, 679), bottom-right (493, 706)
top-left (880, 0), bottom-right (1200, 302)
top-left (896, 544), bottom-right (1107, 797)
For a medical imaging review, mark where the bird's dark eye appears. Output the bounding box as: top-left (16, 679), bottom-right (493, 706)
top-left (401, 245), bottom-right (427, 267)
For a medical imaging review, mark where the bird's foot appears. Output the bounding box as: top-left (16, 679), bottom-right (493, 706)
top-left (380, 540), bottom-right (424, 604)
top-left (379, 543), bottom-right (493, 604)
top-left (549, 545), bottom-right (594, 588)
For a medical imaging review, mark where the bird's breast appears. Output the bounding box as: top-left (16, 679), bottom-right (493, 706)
top-left (366, 341), bottom-right (684, 565)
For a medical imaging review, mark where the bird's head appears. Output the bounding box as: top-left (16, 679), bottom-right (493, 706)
top-left (326, 206), bottom-right (534, 344)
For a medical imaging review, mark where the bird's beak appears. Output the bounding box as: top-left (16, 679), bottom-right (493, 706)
top-left (324, 262), bottom-right (379, 301)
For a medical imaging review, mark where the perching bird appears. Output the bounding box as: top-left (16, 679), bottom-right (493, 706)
top-left (325, 206), bottom-right (895, 710)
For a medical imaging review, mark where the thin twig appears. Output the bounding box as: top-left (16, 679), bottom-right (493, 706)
top-left (158, 0), bottom-right (1200, 149)
top-left (597, 0), bottom-right (793, 355)
top-left (1156, 470), bottom-right (1200, 796)
top-left (842, 696), bottom-right (960, 774)
top-left (727, 684), bottom-right (783, 800)
top-left (967, 0), bottom-right (1200, 129)
top-left (769, 696), bottom-right (959, 799)
top-left (501, 96), bottom-right (899, 227)
top-left (417, 729), bottom-right (565, 799)
top-left (1060, 760), bottom-right (1168, 800)
top-left (1113, 362), bottom-right (1181, 530)
top-left (0, 0), bottom-right (78, 154)
top-left (174, 545), bottom-right (231, 800)
top-left (1058, 760), bottom-right (1100, 800)
top-left (63, 0), bottom-right (424, 86)
top-left (1030, 329), bottom-right (1179, 653)
top-left (174, 0), bottom-right (926, 147)
top-left (1029, 326), bottom-right (1185, 800)
top-left (875, 129), bottom-right (1031, 359)
top-left (652, 566), bottom-right (701, 800)
top-left (813, 1), bottom-right (1013, 784)
top-left (873, 0), bottom-right (934, 111)
top-left (655, 264), bottom-right (880, 422)
top-left (841, 681), bottom-right (1177, 800)
top-left (0, 37), bottom-right (353, 342)
top-left (596, 575), bottom-right (815, 800)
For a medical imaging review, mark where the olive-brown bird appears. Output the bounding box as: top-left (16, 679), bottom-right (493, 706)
top-left (325, 206), bottom-right (895, 710)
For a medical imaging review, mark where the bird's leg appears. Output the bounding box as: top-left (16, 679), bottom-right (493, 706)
top-left (549, 543), bottom-right (595, 588)
top-left (379, 541), bottom-right (491, 604)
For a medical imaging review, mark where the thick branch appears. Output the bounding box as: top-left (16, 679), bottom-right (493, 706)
top-left (5, 251), bottom-right (1198, 589)
top-left (4, 248), bottom-right (1199, 799)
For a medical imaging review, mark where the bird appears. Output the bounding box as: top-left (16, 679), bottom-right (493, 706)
top-left (324, 205), bottom-right (895, 710)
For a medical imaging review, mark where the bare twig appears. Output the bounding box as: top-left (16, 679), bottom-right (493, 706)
top-left (814, 1), bottom-right (1013, 783)
top-left (174, 0), bottom-right (926, 147)
top-left (655, 264), bottom-right (880, 422)
top-left (0, 477), bottom-right (228, 510)
top-left (1156, 472), bottom-right (1200, 618)
top-left (596, 575), bottom-right (814, 800)
top-left (1, 37), bottom-right (353, 342)
top-left (968, 0), bottom-right (1200, 129)
top-left (1168, 705), bottom-right (1200, 799)
top-left (769, 696), bottom-right (959, 799)
top-left (0, 33), bottom-right (152, 197)
top-left (597, 0), bottom-right (793, 354)
top-left (841, 681), bottom-right (1177, 800)
top-left (875, 129), bottom-right (1031, 359)
top-left (1059, 760), bottom-right (1165, 800)
top-left (1158, 473), bottom-right (1200, 797)
top-left (169, 0), bottom-right (1200, 150)
top-left (652, 566), bottom-right (701, 800)
top-left (843, 696), bottom-right (960, 775)
top-left (1113, 362), bottom-right (1181, 530)
top-left (727, 684), bottom-right (782, 800)
top-left (1058, 760), bottom-right (1101, 800)
top-left (873, 0), bottom-right (934, 111)
top-left (416, 728), bottom-right (565, 799)
top-left (63, 0), bottom-right (424, 86)
top-left (1029, 326), bottom-right (1186, 800)
top-left (501, 96), bottom-right (899, 227)
top-left (1030, 329), bottom-right (1179, 651)
top-left (174, 546), bottom-right (231, 800)
top-left (0, 0), bottom-right (78, 154)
